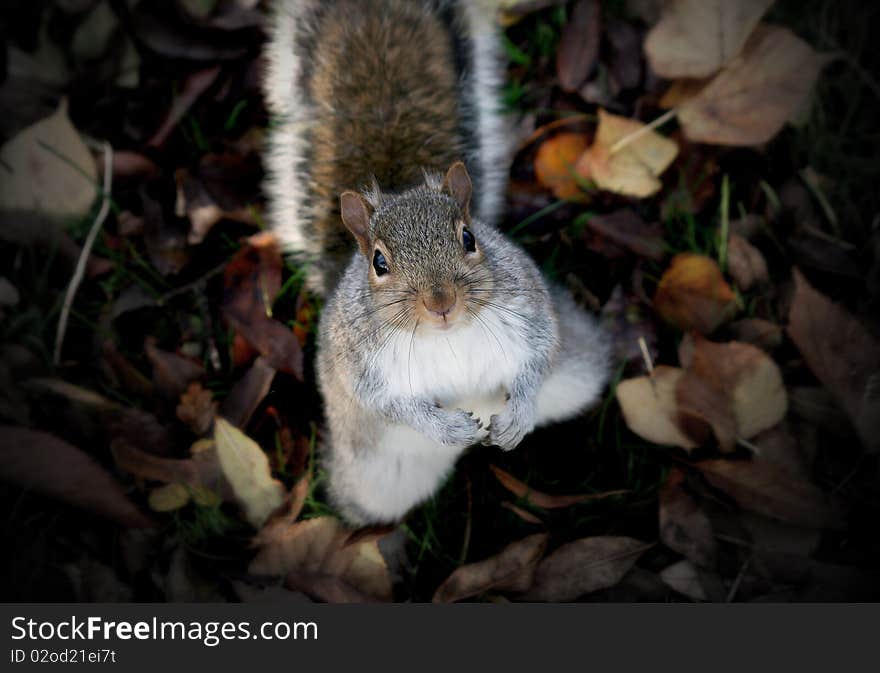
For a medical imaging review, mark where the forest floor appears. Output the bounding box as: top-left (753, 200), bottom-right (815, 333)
top-left (1, 0), bottom-right (879, 602)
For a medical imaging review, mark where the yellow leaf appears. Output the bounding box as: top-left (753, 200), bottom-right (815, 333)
top-left (645, 0), bottom-right (774, 78)
top-left (148, 483), bottom-right (191, 512)
top-left (678, 24), bottom-right (833, 146)
top-left (617, 366), bottom-right (698, 450)
top-left (213, 417), bottom-right (285, 528)
top-left (575, 109), bottom-right (678, 198)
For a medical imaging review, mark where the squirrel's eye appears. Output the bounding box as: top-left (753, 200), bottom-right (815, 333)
top-left (372, 249), bottom-right (389, 276)
top-left (462, 227), bottom-right (476, 253)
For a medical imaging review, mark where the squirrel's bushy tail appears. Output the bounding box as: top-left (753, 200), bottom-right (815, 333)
top-left (262, 0), bottom-right (509, 296)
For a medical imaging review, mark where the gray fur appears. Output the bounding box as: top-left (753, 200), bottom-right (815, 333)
top-left (264, 0), bottom-right (611, 525)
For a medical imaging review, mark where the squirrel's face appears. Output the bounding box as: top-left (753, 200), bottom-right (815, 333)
top-left (340, 162), bottom-right (494, 333)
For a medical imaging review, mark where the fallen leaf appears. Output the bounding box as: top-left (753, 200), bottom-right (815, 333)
top-left (727, 233), bottom-right (768, 290)
top-left (176, 382), bottom-right (217, 435)
top-left (653, 253), bottom-right (737, 333)
top-left (140, 182), bottom-right (189, 276)
top-left (147, 66), bottom-right (221, 147)
top-left (676, 349), bottom-right (736, 449)
top-left (145, 338), bottom-right (205, 402)
top-left (677, 337), bottom-right (788, 450)
top-left (617, 366), bottom-right (698, 450)
top-left (432, 533), bottom-right (549, 603)
top-left (250, 516), bottom-right (393, 603)
top-left (111, 438), bottom-right (228, 497)
top-left (23, 378), bottom-right (176, 456)
top-left (787, 269), bottom-right (880, 453)
top-left (678, 24), bottom-right (833, 146)
top-left (213, 417), bottom-right (285, 528)
top-left (220, 356), bottom-right (276, 428)
top-left (659, 468), bottom-right (717, 567)
top-left (575, 108), bottom-right (678, 198)
top-left (223, 233), bottom-right (303, 379)
top-left (501, 501), bottom-right (544, 525)
top-left (644, 0), bottom-right (774, 78)
top-left (659, 560), bottom-right (707, 601)
top-left (0, 425), bottom-right (154, 528)
top-left (533, 132), bottom-right (590, 200)
top-left (0, 98), bottom-right (97, 219)
top-left (556, 0), bottom-right (600, 92)
top-left (524, 536), bottom-right (652, 601)
top-left (148, 482), bottom-right (191, 512)
top-left (490, 465), bottom-right (628, 509)
top-left (729, 318), bottom-right (783, 351)
top-left (583, 209), bottom-right (665, 261)
top-left (659, 78), bottom-right (710, 109)
top-left (696, 458), bottom-right (844, 529)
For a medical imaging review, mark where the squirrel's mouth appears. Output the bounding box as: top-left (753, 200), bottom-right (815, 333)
top-left (417, 289), bottom-right (464, 330)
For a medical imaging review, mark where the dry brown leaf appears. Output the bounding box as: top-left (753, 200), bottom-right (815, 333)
top-left (222, 234), bottom-right (303, 379)
top-left (111, 438), bottom-right (229, 498)
top-left (575, 109), bottom-right (678, 198)
top-left (697, 458), bottom-right (844, 529)
top-left (659, 78), bottom-right (710, 109)
top-left (250, 516), bottom-right (393, 603)
top-left (644, 0), bottom-right (774, 78)
top-left (501, 501), bottom-right (544, 525)
top-left (617, 366), bottom-right (698, 450)
top-left (490, 465), bottom-right (628, 509)
top-left (214, 417), bottom-right (285, 528)
top-left (22, 377), bottom-right (175, 457)
top-left (787, 269), bottom-right (880, 453)
top-left (219, 356), bottom-right (276, 428)
top-left (677, 337), bottom-right (787, 450)
top-left (144, 338), bottom-right (204, 401)
top-left (659, 559), bottom-right (707, 601)
top-left (432, 533), bottom-right (549, 603)
top-left (556, 0), bottom-right (600, 92)
top-left (729, 318), bottom-right (783, 351)
top-left (524, 536), bottom-right (652, 601)
top-left (659, 468), bottom-right (717, 567)
top-left (583, 209), bottom-right (665, 261)
top-left (176, 382), bottom-right (217, 435)
top-left (653, 253), bottom-right (737, 333)
top-left (0, 426), bottom-right (154, 529)
top-left (678, 24), bottom-right (833, 146)
top-left (727, 233), bottom-right (769, 290)
top-left (0, 98), bottom-right (98, 219)
top-left (533, 132), bottom-right (589, 200)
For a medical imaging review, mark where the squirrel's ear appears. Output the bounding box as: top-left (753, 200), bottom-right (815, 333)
top-left (442, 161), bottom-right (472, 217)
top-left (340, 191), bottom-right (372, 255)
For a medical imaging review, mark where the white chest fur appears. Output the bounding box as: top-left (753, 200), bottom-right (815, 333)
top-left (373, 310), bottom-right (529, 426)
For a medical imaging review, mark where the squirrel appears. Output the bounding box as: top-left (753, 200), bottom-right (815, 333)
top-left (263, 0), bottom-right (611, 526)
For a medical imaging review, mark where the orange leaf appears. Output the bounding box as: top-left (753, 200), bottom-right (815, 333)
top-left (653, 253), bottom-right (737, 333)
top-left (533, 132), bottom-right (589, 200)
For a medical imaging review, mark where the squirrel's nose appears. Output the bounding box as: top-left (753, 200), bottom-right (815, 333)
top-left (423, 287), bottom-right (456, 318)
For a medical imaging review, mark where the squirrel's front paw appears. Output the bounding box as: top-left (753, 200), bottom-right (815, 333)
top-left (435, 409), bottom-right (483, 447)
top-left (486, 405), bottom-right (535, 452)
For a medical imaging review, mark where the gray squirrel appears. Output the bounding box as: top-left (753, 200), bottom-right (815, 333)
top-left (263, 0), bottom-right (611, 525)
